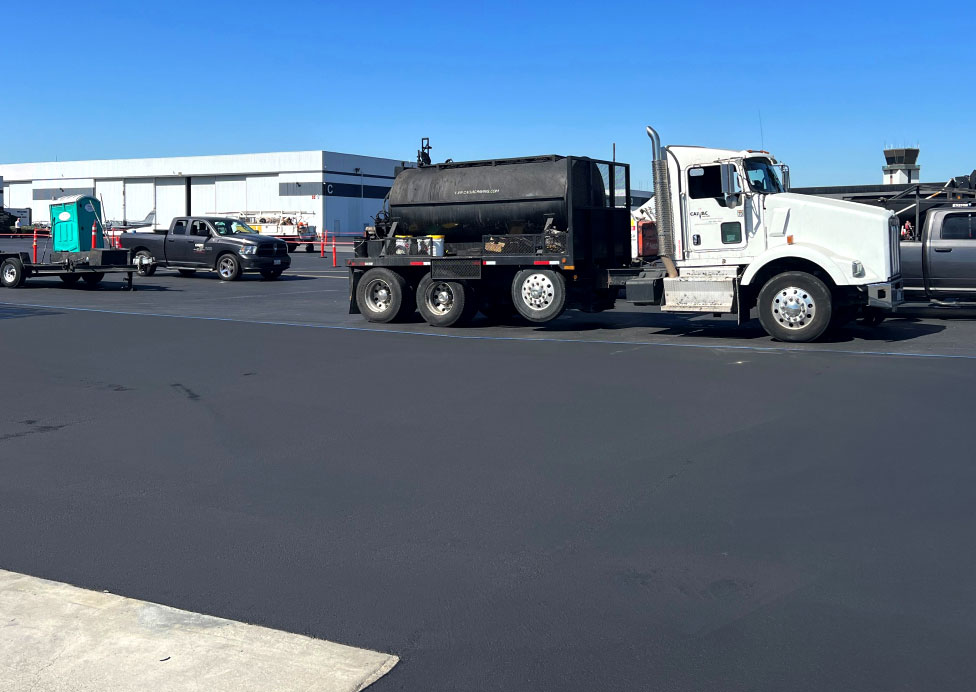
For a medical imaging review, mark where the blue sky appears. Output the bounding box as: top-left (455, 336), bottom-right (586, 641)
top-left (1, 0), bottom-right (972, 187)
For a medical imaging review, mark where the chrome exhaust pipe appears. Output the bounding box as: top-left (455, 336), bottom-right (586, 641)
top-left (646, 126), bottom-right (677, 277)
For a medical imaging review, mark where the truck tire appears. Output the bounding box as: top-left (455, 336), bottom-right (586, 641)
top-left (416, 275), bottom-right (477, 327)
top-left (1, 258), bottom-right (25, 288)
top-left (82, 272), bottom-right (104, 286)
top-left (356, 268), bottom-right (411, 323)
top-left (60, 273), bottom-right (81, 285)
top-left (177, 269), bottom-right (196, 277)
top-left (757, 271), bottom-right (832, 342)
top-left (304, 243), bottom-right (315, 253)
top-left (216, 254), bottom-right (242, 281)
top-left (511, 269), bottom-right (567, 323)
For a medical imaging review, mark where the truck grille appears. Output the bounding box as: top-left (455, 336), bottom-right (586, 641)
top-left (257, 243), bottom-right (287, 257)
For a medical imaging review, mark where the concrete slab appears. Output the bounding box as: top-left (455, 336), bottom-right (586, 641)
top-left (0, 569), bottom-right (397, 692)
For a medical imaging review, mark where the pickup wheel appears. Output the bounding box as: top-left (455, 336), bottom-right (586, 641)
top-left (177, 269), bottom-right (196, 277)
top-left (260, 269), bottom-right (283, 280)
top-left (511, 269), bottom-right (566, 323)
top-left (82, 272), bottom-right (104, 286)
top-left (60, 273), bottom-right (81, 285)
top-left (859, 306), bottom-right (886, 327)
top-left (356, 268), bottom-right (412, 323)
top-left (416, 276), bottom-right (477, 327)
top-left (216, 254), bottom-right (242, 281)
top-left (1, 258), bottom-right (26, 288)
top-left (133, 250), bottom-right (156, 276)
top-left (304, 243), bottom-right (315, 253)
top-left (757, 271), bottom-right (832, 342)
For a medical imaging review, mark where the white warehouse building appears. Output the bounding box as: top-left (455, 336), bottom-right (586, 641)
top-left (0, 150), bottom-right (411, 234)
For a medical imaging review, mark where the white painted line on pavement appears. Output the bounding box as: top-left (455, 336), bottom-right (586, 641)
top-left (0, 569), bottom-right (398, 692)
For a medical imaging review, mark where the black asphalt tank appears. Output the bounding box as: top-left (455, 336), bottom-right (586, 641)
top-left (388, 156), bottom-right (606, 240)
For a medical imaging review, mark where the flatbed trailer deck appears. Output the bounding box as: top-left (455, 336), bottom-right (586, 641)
top-left (0, 249), bottom-right (140, 290)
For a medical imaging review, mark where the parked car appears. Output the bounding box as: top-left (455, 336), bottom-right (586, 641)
top-left (900, 206), bottom-right (976, 301)
top-left (119, 217), bottom-right (291, 280)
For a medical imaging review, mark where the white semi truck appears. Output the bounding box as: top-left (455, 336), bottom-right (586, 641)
top-left (347, 126), bottom-right (903, 342)
top-left (639, 126), bottom-right (903, 340)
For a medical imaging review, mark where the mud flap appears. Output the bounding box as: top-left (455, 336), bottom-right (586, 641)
top-left (349, 269), bottom-right (362, 314)
top-left (736, 279), bottom-right (750, 326)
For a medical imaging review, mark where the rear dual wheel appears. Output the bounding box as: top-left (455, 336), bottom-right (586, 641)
top-left (511, 269), bottom-right (567, 323)
top-left (416, 276), bottom-right (478, 327)
top-left (356, 268), bottom-right (415, 323)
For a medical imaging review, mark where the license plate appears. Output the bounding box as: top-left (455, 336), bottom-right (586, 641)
top-left (274, 259), bottom-right (281, 265)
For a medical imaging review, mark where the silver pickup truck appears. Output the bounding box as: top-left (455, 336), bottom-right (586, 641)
top-left (900, 206), bottom-right (976, 301)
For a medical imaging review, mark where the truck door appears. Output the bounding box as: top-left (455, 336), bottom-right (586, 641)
top-left (185, 219), bottom-right (215, 266)
top-left (165, 219), bottom-right (193, 263)
top-left (166, 219), bottom-right (207, 265)
top-left (929, 212), bottom-right (976, 295)
top-left (684, 165), bottom-right (746, 258)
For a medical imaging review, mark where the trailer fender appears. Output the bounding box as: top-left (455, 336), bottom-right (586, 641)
top-left (740, 245), bottom-right (847, 288)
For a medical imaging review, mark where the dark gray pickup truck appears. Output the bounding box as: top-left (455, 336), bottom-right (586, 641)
top-left (119, 217), bottom-right (291, 280)
top-left (901, 207), bottom-right (976, 301)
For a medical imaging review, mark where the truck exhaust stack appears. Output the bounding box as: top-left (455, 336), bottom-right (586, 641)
top-left (646, 126), bottom-right (677, 277)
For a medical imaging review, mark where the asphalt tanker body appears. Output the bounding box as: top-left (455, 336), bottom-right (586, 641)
top-left (351, 154), bottom-right (634, 327)
top-left (382, 156), bottom-right (611, 240)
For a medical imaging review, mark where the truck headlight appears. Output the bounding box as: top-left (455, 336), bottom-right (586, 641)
top-left (239, 245), bottom-right (257, 255)
top-left (852, 261), bottom-right (865, 278)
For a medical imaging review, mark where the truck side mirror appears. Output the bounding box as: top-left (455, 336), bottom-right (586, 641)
top-left (778, 164), bottom-right (791, 191)
top-left (720, 163), bottom-right (740, 207)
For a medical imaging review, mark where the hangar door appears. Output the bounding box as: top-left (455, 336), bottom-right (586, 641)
top-left (123, 179), bottom-right (155, 222)
top-left (155, 178), bottom-right (187, 227)
top-left (95, 180), bottom-right (124, 222)
top-left (215, 176), bottom-right (246, 214)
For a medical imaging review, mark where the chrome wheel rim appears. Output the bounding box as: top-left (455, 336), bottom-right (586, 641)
top-left (520, 273), bottom-right (555, 311)
top-left (364, 278), bottom-right (393, 313)
top-left (2, 264), bottom-right (16, 284)
top-left (425, 282), bottom-right (455, 316)
top-left (218, 257), bottom-right (236, 279)
top-left (772, 286), bottom-right (815, 329)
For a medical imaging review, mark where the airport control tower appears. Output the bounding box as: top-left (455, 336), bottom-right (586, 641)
top-left (883, 148), bottom-right (920, 185)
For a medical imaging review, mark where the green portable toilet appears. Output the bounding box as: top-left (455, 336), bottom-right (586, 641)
top-left (50, 195), bottom-right (104, 252)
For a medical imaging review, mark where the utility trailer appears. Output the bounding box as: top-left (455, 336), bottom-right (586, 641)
top-left (348, 129), bottom-right (904, 342)
top-left (0, 195), bottom-right (142, 290)
top-left (0, 249), bottom-right (139, 290)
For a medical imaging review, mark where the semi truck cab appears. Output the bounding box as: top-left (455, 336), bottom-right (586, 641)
top-left (646, 127), bottom-right (903, 339)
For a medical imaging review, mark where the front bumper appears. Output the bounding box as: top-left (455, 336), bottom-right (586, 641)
top-left (866, 277), bottom-right (904, 309)
top-left (240, 255), bottom-right (291, 272)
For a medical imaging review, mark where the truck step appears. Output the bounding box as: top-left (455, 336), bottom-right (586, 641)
top-left (661, 276), bottom-right (735, 313)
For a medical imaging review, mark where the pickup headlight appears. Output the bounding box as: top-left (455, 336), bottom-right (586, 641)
top-left (239, 245), bottom-right (257, 255)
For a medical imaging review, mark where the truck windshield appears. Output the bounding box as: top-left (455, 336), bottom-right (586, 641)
top-left (744, 159), bottom-right (784, 194)
top-left (212, 220), bottom-right (257, 235)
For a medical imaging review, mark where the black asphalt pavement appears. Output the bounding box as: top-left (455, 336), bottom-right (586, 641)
top-left (1, 241), bottom-right (975, 691)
